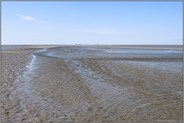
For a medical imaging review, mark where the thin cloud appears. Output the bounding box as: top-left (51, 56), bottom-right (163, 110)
top-left (16, 14), bottom-right (49, 24)
top-left (17, 14), bottom-right (35, 21)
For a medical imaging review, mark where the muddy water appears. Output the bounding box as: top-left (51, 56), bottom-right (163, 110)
top-left (15, 46), bottom-right (182, 122)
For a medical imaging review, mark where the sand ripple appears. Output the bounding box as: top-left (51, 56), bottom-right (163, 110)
top-left (2, 46), bottom-right (182, 122)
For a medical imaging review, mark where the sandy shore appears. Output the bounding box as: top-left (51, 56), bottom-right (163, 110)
top-left (1, 49), bottom-right (32, 122)
top-left (1, 45), bottom-right (183, 123)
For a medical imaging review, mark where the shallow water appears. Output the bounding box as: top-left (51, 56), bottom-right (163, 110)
top-left (37, 47), bottom-right (182, 61)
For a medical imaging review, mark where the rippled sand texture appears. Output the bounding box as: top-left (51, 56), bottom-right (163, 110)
top-left (2, 49), bottom-right (32, 122)
top-left (1, 45), bottom-right (183, 122)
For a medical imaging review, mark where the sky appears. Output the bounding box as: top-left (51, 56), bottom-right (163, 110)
top-left (2, 1), bottom-right (183, 45)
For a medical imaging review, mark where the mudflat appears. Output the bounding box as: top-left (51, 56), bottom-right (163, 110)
top-left (1, 45), bottom-right (183, 123)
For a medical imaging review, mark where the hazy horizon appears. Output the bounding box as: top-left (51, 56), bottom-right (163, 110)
top-left (2, 1), bottom-right (183, 45)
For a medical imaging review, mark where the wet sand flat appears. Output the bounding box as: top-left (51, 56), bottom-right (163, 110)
top-left (1, 45), bottom-right (183, 123)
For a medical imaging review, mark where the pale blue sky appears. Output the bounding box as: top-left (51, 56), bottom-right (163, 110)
top-left (2, 1), bottom-right (183, 45)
